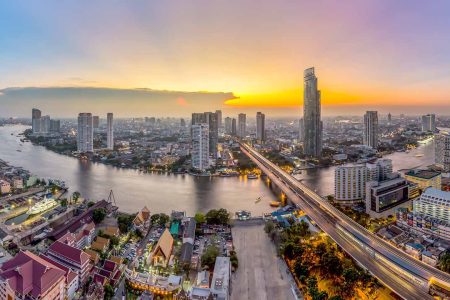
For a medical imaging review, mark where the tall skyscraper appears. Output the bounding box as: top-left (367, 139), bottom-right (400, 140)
top-left (436, 130), bottom-right (450, 172)
top-left (107, 113), bottom-right (114, 150)
top-left (192, 112), bottom-right (218, 158)
top-left (298, 118), bottom-right (304, 142)
top-left (224, 117), bottom-right (232, 134)
top-left (191, 123), bottom-right (209, 171)
top-left (77, 113), bottom-right (93, 152)
top-left (421, 114), bottom-right (436, 132)
top-left (215, 110), bottom-right (222, 128)
top-left (231, 118), bottom-right (237, 136)
top-left (205, 112), bottom-right (219, 158)
top-left (238, 113), bottom-right (246, 138)
top-left (50, 120), bottom-right (60, 132)
top-left (303, 67), bottom-right (322, 157)
top-left (387, 113), bottom-right (392, 125)
top-left (256, 112), bottom-right (266, 142)
top-left (93, 116), bottom-right (100, 130)
top-left (40, 115), bottom-right (51, 133)
top-left (180, 118), bottom-right (186, 127)
top-left (32, 108), bottom-right (42, 134)
top-left (363, 111), bottom-right (378, 149)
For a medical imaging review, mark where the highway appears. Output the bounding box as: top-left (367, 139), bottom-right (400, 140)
top-left (240, 143), bottom-right (450, 300)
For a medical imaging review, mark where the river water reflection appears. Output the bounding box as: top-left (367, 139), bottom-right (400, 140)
top-left (0, 125), bottom-right (278, 215)
top-left (0, 125), bottom-right (435, 214)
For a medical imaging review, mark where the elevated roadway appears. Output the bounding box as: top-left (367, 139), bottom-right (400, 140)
top-left (240, 143), bottom-right (450, 300)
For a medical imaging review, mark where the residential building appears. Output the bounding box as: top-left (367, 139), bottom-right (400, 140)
top-left (77, 113), bottom-right (94, 152)
top-left (93, 116), bottom-right (100, 129)
top-left (422, 114), bottom-right (436, 132)
top-left (256, 112), bottom-right (266, 143)
top-left (12, 177), bottom-right (23, 189)
top-left (210, 257), bottom-right (231, 300)
top-left (238, 113), bottom-right (246, 138)
top-left (50, 119), bottom-right (61, 132)
top-left (32, 108), bottom-right (42, 133)
top-left (404, 169), bottom-right (442, 191)
top-left (388, 113), bottom-right (392, 124)
top-left (435, 130), bottom-right (450, 172)
top-left (47, 241), bottom-right (91, 284)
top-left (216, 110), bottom-right (222, 128)
top-left (192, 112), bottom-right (218, 158)
top-left (334, 164), bottom-right (367, 203)
top-left (39, 255), bottom-right (79, 300)
top-left (107, 113), bottom-right (114, 150)
top-left (0, 251), bottom-right (66, 300)
top-left (365, 174), bottom-right (410, 218)
top-left (40, 115), bottom-right (51, 133)
top-left (224, 117), bottom-right (232, 134)
top-left (205, 112), bottom-right (219, 158)
top-left (366, 159), bottom-right (393, 181)
top-left (421, 246), bottom-right (445, 267)
top-left (231, 118), bottom-right (237, 136)
top-left (191, 123), bottom-right (210, 171)
top-left (414, 188), bottom-right (450, 223)
top-left (303, 67), bottom-right (322, 158)
top-left (364, 111), bottom-right (378, 149)
top-left (0, 180), bottom-right (11, 195)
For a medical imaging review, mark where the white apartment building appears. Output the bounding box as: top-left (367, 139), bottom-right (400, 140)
top-left (107, 113), bottom-right (114, 150)
top-left (191, 124), bottom-right (209, 171)
top-left (435, 130), bottom-right (450, 172)
top-left (334, 164), bottom-right (367, 203)
top-left (363, 111), bottom-right (378, 149)
top-left (422, 114), bottom-right (436, 132)
top-left (77, 113), bottom-right (94, 152)
top-left (414, 188), bottom-right (450, 222)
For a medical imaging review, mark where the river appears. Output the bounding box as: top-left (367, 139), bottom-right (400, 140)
top-left (0, 125), bottom-right (279, 215)
top-left (0, 125), bottom-right (435, 214)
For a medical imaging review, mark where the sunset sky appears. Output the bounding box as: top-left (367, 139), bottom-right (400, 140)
top-left (1, 1), bottom-right (450, 117)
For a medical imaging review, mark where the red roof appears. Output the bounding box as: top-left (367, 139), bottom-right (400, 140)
top-left (39, 255), bottom-right (78, 285)
top-left (48, 241), bottom-right (90, 266)
top-left (0, 251), bottom-right (65, 298)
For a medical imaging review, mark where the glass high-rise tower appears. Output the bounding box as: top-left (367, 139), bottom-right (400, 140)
top-left (302, 67), bottom-right (322, 158)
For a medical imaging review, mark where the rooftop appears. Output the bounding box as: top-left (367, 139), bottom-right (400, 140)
top-left (405, 169), bottom-right (441, 180)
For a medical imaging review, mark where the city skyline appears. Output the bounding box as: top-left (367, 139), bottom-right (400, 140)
top-left (2, 1), bottom-right (450, 117)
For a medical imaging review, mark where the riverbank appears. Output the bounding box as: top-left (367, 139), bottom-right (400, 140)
top-left (0, 125), bottom-right (279, 215)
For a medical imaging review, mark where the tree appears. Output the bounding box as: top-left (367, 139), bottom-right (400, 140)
top-left (205, 209), bottom-right (230, 225)
top-left (343, 267), bottom-right (359, 286)
top-left (201, 245), bottom-right (220, 270)
top-left (194, 212), bottom-right (206, 224)
top-left (118, 213), bottom-right (135, 233)
top-left (135, 228), bottom-right (143, 238)
top-left (439, 253), bottom-right (450, 273)
top-left (92, 208), bottom-right (106, 224)
top-left (307, 276), bottom-right (319, 299)
top-left (87, 201), bottom-right (95, 208)
top-left (60, 199), bottom-right (68, 207)
top-left (104, 284), bottom-right (114, 300)
top-left (72, 191), bottom-right (80, 202)
top-left (293, 259), bottom-right (308, 278)
top-left (151, 213), bottom-right (170, 227)
top-left (328, 296), bottom-right (343, 300)
top-left (264, 221), bottom-right (275, 234)
top-left (321, 252), bottom-right (343, 278)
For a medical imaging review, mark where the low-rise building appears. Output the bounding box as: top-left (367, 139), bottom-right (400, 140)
top-left (47, 241), bottom-right (91, 284)
top-left (0, 251), bottom-right (66, 300)
top-left (210, 257), bottom-right (231, 300)
top-left (150, 228), bottom-right (174, 268)
top-left (421, 246), bottom-right (445, 267)
top-left (12, 177), bottom-right (23, 189)
top-left (91, 236), bottom-right (110, 253)
top-left (365, 174), bottom-right (411, 218)
top-left (40, 254), bottom-right (79, 299)
top-left (404, 169), bottom-right (441, 191)
top-left (0, 180), bottom-right (11, 195)
top-left (404, 242), bottom-right (424, 259)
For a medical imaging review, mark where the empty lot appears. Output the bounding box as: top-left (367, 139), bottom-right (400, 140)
top-left (231, 223), bottom-right (297, 300)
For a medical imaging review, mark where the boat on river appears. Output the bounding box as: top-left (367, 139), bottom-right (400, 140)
top-left (247, 173), bottom-right (258, 179)
top-left (27, 197), bottom-right (57, 215)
